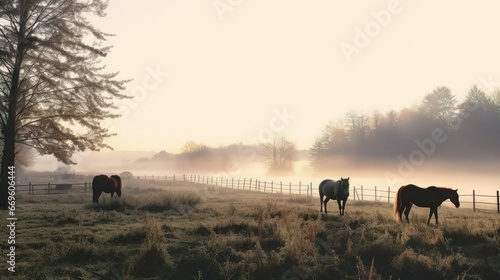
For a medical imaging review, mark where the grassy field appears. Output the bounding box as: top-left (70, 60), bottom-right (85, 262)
top-left (2, 181), bottom-right (500, 279)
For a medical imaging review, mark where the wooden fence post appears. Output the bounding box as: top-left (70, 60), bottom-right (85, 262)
top-left (289, 182), bottom-right (291, 195)
top-left (280, 181), bottom-right (283, 194)
top-left (497, 190), bottom-right (499, 214)
top-left (375, 186), bottom-right (377, 201)
top-left (271, 181), bottom-right (273, 193)
top-left (299, 181), bottom-right (301, 195)
top-left (472, 190), bottom-right (476, 212)
top-left (48, 183), bottom-right (51, 194)
top-left (388, 187), bottom-right (391, 204)
top-left (497, 191), bottom-right (500, 213)
top-left (310, 182), bottom-right (313, 196)
top-left (361, 185), bottom-right (364, 201)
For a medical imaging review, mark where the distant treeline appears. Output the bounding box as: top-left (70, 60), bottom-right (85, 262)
top-left (310, 85), bottom-right (500, 169)
top-left (137, 142), bottom-right (268, 172)
top-left (140, 85), bottom-right (500, 173)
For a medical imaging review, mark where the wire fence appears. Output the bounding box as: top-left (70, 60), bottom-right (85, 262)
top-left (15, 174), bottom-right (500, 213)
top-left (348, 185), bottom-right (499, 213)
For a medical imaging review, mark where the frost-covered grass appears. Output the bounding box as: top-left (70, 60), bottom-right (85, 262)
top-left (6, 181), bottom-right (500, 279)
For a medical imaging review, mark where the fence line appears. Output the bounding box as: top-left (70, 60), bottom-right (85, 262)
top-left (351, 185), bottom-right (500, 213)
top-left (182, 174), bottom-right (314, 196)
top-left (14, 174), bottom-right (500, 213)
top-left (15, 182), bottom-right (91, 195)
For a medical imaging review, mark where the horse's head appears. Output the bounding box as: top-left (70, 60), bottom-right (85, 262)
top-left (450, 189), bottom-right (460, 208)
top-left (111, 175), bottom-right (122, 197)
top-left (340, 177), bottom-right (350, 197)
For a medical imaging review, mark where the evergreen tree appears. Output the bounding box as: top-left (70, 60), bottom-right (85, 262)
top-left (420, 86), bottom-right (457, 126)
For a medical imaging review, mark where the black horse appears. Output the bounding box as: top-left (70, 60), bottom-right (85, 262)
top-left (319, 177), bottom-right (350, 215)
top-left (92, 174), bottom-right (122, 203)
top-left (394, 184), bottom-right (460, 225)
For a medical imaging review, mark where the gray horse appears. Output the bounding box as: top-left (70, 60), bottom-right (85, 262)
top-left (319, 177), bottom-right (350, 215)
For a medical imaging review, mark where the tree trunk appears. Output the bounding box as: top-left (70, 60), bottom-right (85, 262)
top-left (0, 59), bottom-right (21, 208)
top-left (0, 3), bottom-right (27, 209)
top-left (0, 133), bottom-right (15, 209)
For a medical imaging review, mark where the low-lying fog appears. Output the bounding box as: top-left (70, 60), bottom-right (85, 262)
top-left (28, 151), bottom-right (500, 202)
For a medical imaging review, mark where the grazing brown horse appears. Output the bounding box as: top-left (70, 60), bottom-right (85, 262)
top-left (319, 177), bottom-right (350, 215)
top-left (92, 175), bottom-right (122, 203)
top-left (394, 184), bottom-right (459, 225)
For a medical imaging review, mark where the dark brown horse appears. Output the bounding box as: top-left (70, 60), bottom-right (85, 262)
top-left (92, 175), bottom-right (122, 203)
top-left (394, 184), bottom-right (459, 225)
top-left (319, 177), bottom-right (350, 215)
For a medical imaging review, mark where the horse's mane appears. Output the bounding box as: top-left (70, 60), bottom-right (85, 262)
top-left (428, 186), bottom-right (455, 192)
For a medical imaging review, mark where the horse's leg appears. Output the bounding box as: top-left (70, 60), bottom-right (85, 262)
top-left (323, 197), bottom-right (330, 214)
top-left (427, 208), bottom-right (433, 225)
top-left (110, 191), bottom-right (115, 201)
top-left (93, 190), bottom-right (101, 203)
top-left (337, 199), bottom-right (342, 215)
top-left (320, 194), bottom-right (324, 212)
top-left (427, 206), bottom-right (438, 225)
top-left (404, 203), bottom-right (412, 223)
top-left (343, 198), bottom-right (347, 215)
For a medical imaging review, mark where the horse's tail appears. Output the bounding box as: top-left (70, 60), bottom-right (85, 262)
top-left (318, 180), bottom-right (327, 196)
top-left (92, 177), bottom-right (97, 190)
top-left (393, 186), bottom-right (403, 221)
top-left (92, 175), bottom-right (106, 191)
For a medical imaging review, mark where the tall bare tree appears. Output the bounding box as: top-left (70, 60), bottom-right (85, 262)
top-left (180, 140), bottom-right (211, 159)
top-left (344, 110), bottom-right (370, 142)
top-left (0, 0), bottom-right (129, 208)
top-left (370, 110), bottom-right (382, 131)
top-left (264, 135), bottom-right (297, 172)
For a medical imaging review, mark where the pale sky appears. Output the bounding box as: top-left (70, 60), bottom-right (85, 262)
top-left (88, 0), bottom-right (500, 154)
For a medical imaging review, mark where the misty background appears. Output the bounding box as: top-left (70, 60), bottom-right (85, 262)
top-left (22, 84), bottom-right (500, 196)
